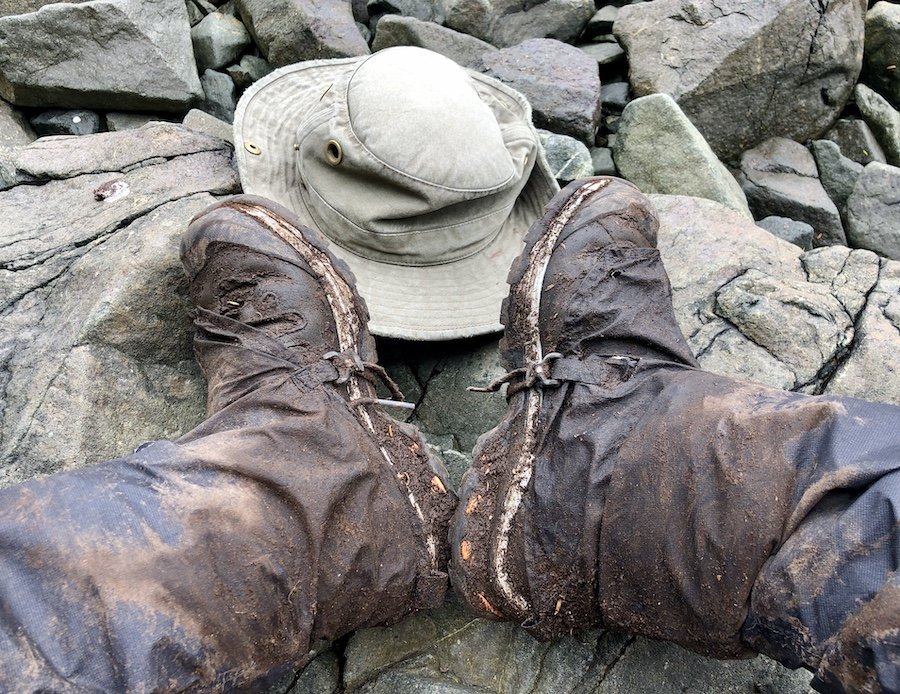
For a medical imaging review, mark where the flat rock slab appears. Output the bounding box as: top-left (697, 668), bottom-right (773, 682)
top-left (481, 39), bottom-right (601, 144)
top-left (0, 0), bottom-right (203, 111)
top-left (0, 123), bottom-right (240, 487)
top-left (615, 0), bottom-right (866, 162)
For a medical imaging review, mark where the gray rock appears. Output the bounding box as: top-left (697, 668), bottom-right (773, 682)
top-left (0, 98), bottom-right (35, 189)
top-left (481, 39), bottom-right (600, 144)
top-left (200, 69), bottom-right (237, 123)
top-left (235, 0), bottom-right (369, 67)
top-left (824, 118), bottom-right (888, 166)
top-left (757, 216), bottom-right (815, 251)
top-left (182, 108), bottom-right (234, 143)
top-left (845, 162), bottom-right (900, 260)
top-left (286, 649), bottom-right (340, 693)
top-left (226, 54), bottom-right (274, 91)
top-left (371, 15), bottom-right (496, 70)
top-left (810, 139), bottom-right (864, 214)
top-left (615, 0), bottom-right (866, 162)
top-left (613, 93), bottom-right (751, 219)
top-left (591, 147), bottom-right (616, 176)
top-left (855, 83), bottom-right (900, 166)
top-left (584, 5), bottom-right (619, 40)
top-left (30, 109), bottom-right (102, 136)
top-left (441, 0), bottom-right (595, 49)
top-left (737, 137), bottom-right (846, 246)
top-left (0, 0), bottom-right (203, 111)
top-left (652, 194), bottom-right (897, 401)
top-left (191, 11), bottom-right (252, 71)
top-left (538, 130), bottom-right (594, 183)
top-left (600, 81), bottom-right (629, 112)
top-left (577, 40), bottom-right (625, 66)
top-left (863, 2), bottom-right (900, 108)
top-left (105, 112), bottom-right (170, 131)
top-left (0, 123), bottom-right (240, 486)
top-left (369, 0), bottom-right (443, 23)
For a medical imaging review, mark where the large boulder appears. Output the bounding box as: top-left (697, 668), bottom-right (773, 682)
top-left (480, 39), bottom-right (601, 144)
top-left (0, 0), bottom-right (203, 111)
top-left (737, 137), bottom-right (846, 246)
top-left (863, 2), bottom-right (900, 108)
top-left (235, 0), bottom-right (369, 66)
top-left (845, 162), bottom-right (900, 261)
top-left (612, 93), bottom-right (751, 219)
top-left (0, 123), bottom-right (240, 487)
top-left (440, 0), bottom-right (595, 49)
top-left (614, 0), bottom-right (866, 162)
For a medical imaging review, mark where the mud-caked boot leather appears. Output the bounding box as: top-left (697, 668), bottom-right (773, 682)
top-left (0, 195), bottom-right (456, 693)
top-left (450, 177), bottom-right (900, 694)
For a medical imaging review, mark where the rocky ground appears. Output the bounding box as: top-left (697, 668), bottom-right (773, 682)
top-left (1, 0), bottom-right (899, 692)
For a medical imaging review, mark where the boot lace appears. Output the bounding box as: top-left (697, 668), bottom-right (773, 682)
top-left (323, 350), bottom-right (415, 410)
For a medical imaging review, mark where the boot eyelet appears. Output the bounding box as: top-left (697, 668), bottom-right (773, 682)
top-left (325, 140), bottom-right (343, 166)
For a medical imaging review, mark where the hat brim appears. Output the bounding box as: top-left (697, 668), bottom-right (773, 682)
top-left (233, 56), bottom-right (559, 340)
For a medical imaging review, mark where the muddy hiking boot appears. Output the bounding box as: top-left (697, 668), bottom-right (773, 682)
top-left (0, 195), bottom-right (455, 692)
top-left (451, 177), bottom-right (900, 693)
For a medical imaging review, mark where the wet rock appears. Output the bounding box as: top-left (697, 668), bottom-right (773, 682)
top-left (615, 0), bottom-right (866, 162)
top-left (0, 123), bottom-right (240, 487)
top-left (182, 108), bottom-right (234, 143)
top-left (199, 68), bottom-right (237, 123)
top-left (537, 131), bottom-right (594, 183)
top-left (863, 2), bottom-right (900, 108)
top-left (737, 137), bottom-right (846, 246)
top-left (757, 216), bottom-right (815, 252)
top-left (481, 39), bottom-right (600, 144)
top-left (0, 99), bottom-right (35, 189)
top-left (855, 83), bottom-right (900, 166)
top-left (652, 194), bottom-right (897, 403)
top-left (0, 0), bottom-right (203, 111)
top-left (191, 11), bottom-right (252, 71)
top-left (371, 15), bottom-right (496, 70)
top-left (845, 162), bottom-right (900, 260)
top-left (824, 118), bottom-right (888, 166)
top-left (591, 147), bottom-right (616, 176)
top-left (30, 109), bottom-right (102, 136)
top-left (810, 139), bottom-right (864, 214)
top-left (613, 93), bottom-right (751, 219)
top-left (441, 0), bottom-right (595, 49)
top-left (235, 0), bottom-right (369, 67)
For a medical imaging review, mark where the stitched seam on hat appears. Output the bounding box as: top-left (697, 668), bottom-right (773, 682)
top-left (340, 63), bottom-right (521, 195)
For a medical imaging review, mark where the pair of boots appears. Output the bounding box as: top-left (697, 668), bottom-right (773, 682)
top-left (1, 178), bottom-right (897, 693)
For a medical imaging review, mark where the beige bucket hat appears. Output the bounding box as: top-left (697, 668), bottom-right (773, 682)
top-left (233, 46), bottom-right (559, 340)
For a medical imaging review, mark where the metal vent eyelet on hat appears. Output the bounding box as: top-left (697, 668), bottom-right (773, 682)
top-left (244, 141), bottom-right (262, 156)
top-left (325, 140), bottom-right (343, 166)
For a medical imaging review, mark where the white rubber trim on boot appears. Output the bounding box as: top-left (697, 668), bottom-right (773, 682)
top-left (493, 179), bottom-right (609, 615)
top-left (229, 203), bottom-right (439, 569)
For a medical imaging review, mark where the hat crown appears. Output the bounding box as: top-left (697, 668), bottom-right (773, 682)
top-left (296, 47), bottom-right (539, 267)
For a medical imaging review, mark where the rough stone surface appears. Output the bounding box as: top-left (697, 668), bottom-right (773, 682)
top-left (825, 118), bottom-right (888, 165)
top-left (441, 0), bottom-right (595, 49)
top-left (537, 130), bottom-right (594, 182)
top-left (614, 0), bottom-right (866, 162)
top-left (810, 139), bottom-right (864, 214)
top-left (182, 108), bottom-right (234, 143)
top-left (0, 0), bottom-right (204, 111)
top-left (200, 68), bottom-right (237, 123)
top-left (30, 109), bottom-right (102, 137)
top-left (845, 162), bottom-right (900, 261)
top-left (863, 2), bottom-right (900, 108)
top-left (652, 194), bottom-right (898, 402)
top-left (756, 216), bottom-right (815, 252)
top-left (371, 15), bottom-right (496, 70)
top-left (339, 601), bottom-right (813, 693)
top-left (0, 0), bottom-right (91, 16)
top-left (191, 11), bottom-right (252, 71)
top-left (0, 124), bottom-right (240, 487)
top-left (855, 83), bottom-right (900, 166)
top-left (738, 137), bottom-right (846, 246)
top-left (235, 0), bottom-right (369, 66)
top-left (613, 93), bottom-right (751, 219)
top-left (481, 39), bottom-right (600, 144)
top-left (0, 98), bottom-right (35, 189)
